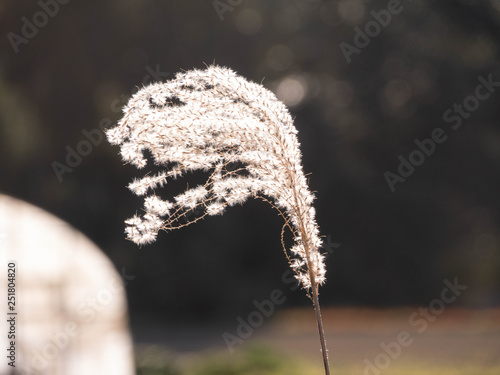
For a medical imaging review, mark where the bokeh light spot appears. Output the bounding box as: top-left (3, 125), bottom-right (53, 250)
top-left (338, 0), bottom-right (365, 24)
top-left (235, 9), bottom-right (263, 35)
top-left (384, 79), bottom-right (412, 107)
top-left (276, 76), bottom-right (307, 107)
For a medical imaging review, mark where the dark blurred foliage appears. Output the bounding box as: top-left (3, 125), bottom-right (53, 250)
top-left (1, 0), bottom-right (500, 323)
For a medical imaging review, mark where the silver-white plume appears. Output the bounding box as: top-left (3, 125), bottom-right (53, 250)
top-left (106, 65), bottom-right (326, 289)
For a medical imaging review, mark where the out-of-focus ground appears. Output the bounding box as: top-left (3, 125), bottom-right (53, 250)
top-left (268, 307), bottom-right (500, 363)
top-left (133, 307), bottom-right (500, 374)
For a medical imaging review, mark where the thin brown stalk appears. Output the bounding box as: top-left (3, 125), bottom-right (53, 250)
top-left (311, 283), bottom-right (330, 375)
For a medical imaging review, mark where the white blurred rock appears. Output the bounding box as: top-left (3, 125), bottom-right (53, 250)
top-left (0, 194), bottom-right (135, 375)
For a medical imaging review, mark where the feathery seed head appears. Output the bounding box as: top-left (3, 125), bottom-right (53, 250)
top-left (106, 65), bottom-right (326, 289)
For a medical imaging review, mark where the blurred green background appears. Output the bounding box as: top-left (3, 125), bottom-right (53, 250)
top-left (1, 1), bottom-right (500, 371)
